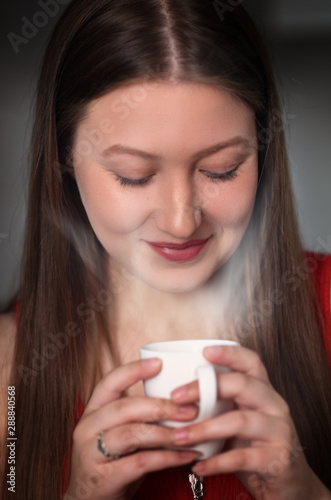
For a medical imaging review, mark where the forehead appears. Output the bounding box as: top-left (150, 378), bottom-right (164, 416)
top-left (74, 81), bottom-right (256, 158)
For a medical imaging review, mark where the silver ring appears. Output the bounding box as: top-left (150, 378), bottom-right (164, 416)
top-left (97, 432), bottom-right (120, 460)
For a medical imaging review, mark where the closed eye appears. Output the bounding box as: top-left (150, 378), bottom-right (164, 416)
top-left (115, 174), bottom-right (154, 187)
top-left (115, 165), bottom-right (240, 188)
top-left (202, 164), bottom-right (240, 182)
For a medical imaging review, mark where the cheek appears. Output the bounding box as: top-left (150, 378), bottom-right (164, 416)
top-left (78, 178), bottom-right (151, 235)
top-left (204, 174), bottom-right (257, 228)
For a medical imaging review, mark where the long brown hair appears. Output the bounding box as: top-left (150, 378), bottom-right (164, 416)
top-left (2, 1), bottom-right (331, 498)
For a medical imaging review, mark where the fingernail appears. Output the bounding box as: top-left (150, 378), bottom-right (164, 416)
top-left (178, 405), bottom-right (196, 415)
top-left (173, 428), bottom-right (189, 443)
top-left (192, 461), bottom-right (205, 474)
top-left (179, 450), bottom-right (197, 460)
top-left (204, 346), bottom-right (223, 356)
top-left (171, 386), bottom-right (187, 401)
top-left (142, 358), bottom-right (161, 368)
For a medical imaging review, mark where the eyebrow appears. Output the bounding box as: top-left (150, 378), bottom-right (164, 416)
top-left (101, 137), bottom-right (252, 162)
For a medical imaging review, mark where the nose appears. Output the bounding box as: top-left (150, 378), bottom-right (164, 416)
top-left (154, 173), bottom-right (202, 238)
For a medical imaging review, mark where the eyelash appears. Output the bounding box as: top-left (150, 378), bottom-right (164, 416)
top-left (116, 175), bottom-right (152, 187)
top-left (115, 165), bottom-right (240, 188)
top-left (204, 166), bottom-right (240, 182)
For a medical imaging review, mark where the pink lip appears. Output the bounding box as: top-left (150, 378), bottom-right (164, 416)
top-left (146, 237), bottom-right (212, 262)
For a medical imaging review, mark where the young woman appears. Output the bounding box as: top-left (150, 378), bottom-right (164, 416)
top-left (1, 1), bottom-right (330, 499)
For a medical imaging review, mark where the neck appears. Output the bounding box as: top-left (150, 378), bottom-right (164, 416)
top-left (107, 262), bottom-right (238, 352)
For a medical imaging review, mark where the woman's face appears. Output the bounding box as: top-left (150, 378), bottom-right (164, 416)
top-left (73, 81), bottom-right (258, 293)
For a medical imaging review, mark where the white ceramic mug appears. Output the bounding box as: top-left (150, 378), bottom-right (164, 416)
top-left (139, 339), bottom-right (239, 459)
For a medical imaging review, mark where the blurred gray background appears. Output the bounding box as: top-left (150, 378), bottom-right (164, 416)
top-left (0, 0), bottom-right (331, 308)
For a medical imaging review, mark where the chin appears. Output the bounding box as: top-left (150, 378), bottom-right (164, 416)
top-left (141, 272), bottom-right (215, 294)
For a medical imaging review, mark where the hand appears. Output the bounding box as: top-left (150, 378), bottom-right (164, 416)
top-left (170, 345), bottom-right (330, 500)
top-left (65, 358), bottom-right (199, 500)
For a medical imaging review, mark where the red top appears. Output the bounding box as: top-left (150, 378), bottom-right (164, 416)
top-left (305, 252), bottom-right (331, 368)
top-left (61, 252), bottom-right (331, 499)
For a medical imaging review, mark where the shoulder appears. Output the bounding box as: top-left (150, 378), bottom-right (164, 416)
top-left (304, 252), bottom-right (331, 351)
top-left (304, 251), bottom-right (331, 303)
top-left (0, 314), bottom-right (16, 442)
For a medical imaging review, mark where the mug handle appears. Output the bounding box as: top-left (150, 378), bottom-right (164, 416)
top-left (196, 365), bottom-right (218, 421)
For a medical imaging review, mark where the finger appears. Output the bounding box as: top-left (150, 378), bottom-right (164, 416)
top-left (72, 449), bottom-right (200, 497)
top-left (92, 422), bottom-right (179, 462)
top-left (191, 445), bottom-right (280, 477)
top-left (79, 396), bottom-right (198, 436)
top-left (171, 410), bottom-right (293, 448)
top-left (85, 358), bottom-right (162, 413)
top-left (101, 448), bottom-right (200, 485)
top-left (203, 345), bottom-right (269, 382)
top-left (171, 371), bottom-right (289, 416)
